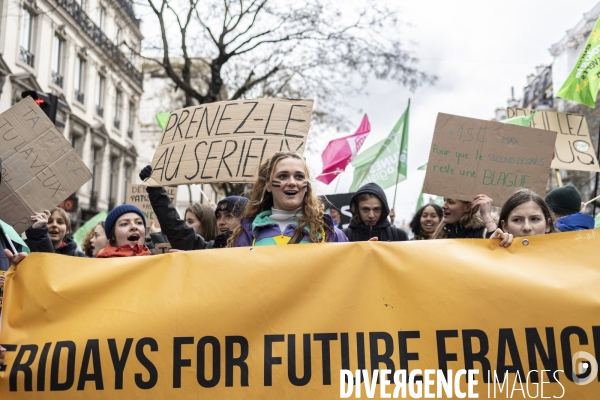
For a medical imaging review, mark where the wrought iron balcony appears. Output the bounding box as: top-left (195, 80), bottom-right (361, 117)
top-left (51, 71), bottom-right (64, 87)
top-left (55, 0), bottom-right (143, 88)
top-left (75, 89), bottom-right (84, 103)
top-left (96, 105), bottom-right (104, 118)
top-left (113, 118), bottom-right (120, 129)
top-left (19, 47), bottom-right (34, 67)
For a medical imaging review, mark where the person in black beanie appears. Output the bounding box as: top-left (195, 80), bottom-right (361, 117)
top-left (545, 184), bottom-right (594, 232)
top-left (139, 165), bottom-right (248, 250)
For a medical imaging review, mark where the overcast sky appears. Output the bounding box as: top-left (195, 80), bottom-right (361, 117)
top-left (308, 0), bottom-right (600, 225)
top-left (139, 0), bottom-right (600, 226)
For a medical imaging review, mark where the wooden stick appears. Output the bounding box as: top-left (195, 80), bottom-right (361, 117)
top-left (554, 169), bottom-right (563, 187)
top-left (584, 193), bottom-right (600, 205)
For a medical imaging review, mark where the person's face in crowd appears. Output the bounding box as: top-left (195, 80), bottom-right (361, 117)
top-left (268, 158), bottom-right (307, 211)
top-left (48, 211), bottom-right (68, 248)
top-left (441, 198), bottom-right (470, 225)
top-left (90, 224), bottom-right (108, 257)
top-left (114, 212), bottom-right (145, 247)
top-left (358, 197), bottom-right (382, 226)
top-left (501, 201), bottom-right (550, 237)
top-left (216, 210), bottom-right (239, 234)
top-left (420, 205), bottom-right (441, 234)
top-left (185, 211), bottom-right (201, 234)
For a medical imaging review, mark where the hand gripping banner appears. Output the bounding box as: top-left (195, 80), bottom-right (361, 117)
top-left (1, 231), bottom-right (599, 399)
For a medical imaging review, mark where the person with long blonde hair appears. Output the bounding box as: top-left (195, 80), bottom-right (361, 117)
top-left (229, 152), bottom-right (347, 246)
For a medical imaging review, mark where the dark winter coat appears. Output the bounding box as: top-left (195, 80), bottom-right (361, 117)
top-left (25, 226), bottom-right (85, 257)
top-left (343, 183), bottom-right (408, 242)
top-left (440, 215), bottom-right (487, 239)
top-left (146, 187), bottom-right (224, 250)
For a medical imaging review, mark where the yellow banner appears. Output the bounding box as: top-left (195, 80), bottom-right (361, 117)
top-left (1, 231), bottom-right (599, 399)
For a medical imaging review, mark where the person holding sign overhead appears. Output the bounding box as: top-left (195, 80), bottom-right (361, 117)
top-left (139, 165), bottom-right (248, 250)
top-left (25, 208), bottom-right (85, 257)
top-left (432, 194), bottom-right (512, 247)
top-left (229, 152), bottom-right (347, 246)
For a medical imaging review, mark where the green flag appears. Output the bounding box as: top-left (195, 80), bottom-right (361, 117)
top-left (350, 100), bottom-right (410, 191)
top-left (72, 211), bottom-right (108, 249)
top-left (417, 162), bottom-right (427, 170)
top-left (0, 219), bottom-right (30, 254)
top-left (415, 192), bottom-right (425, 212)
top-left (556, 16), bottom-right (600, 107)
top-left (156, 112), bottom-right (170, 130)
top-left (501, 111), bottom-right (536, 127)
top-left (595, 213), bottom-right (600, 229)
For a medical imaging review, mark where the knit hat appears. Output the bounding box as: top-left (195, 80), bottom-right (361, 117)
top-left (104, 204), bottom-right (146, 237)
top-left (215, 196), bottom-right (249, 218)
top-left (545, 184), bottom-right (582, 216)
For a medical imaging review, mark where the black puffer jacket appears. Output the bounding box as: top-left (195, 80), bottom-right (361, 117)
top-left (147, 187), bottom-right (225, 250)
top-left (25, 226), bottom-right (84, 257)
top-left (343, 182), bottom-right (408, 242)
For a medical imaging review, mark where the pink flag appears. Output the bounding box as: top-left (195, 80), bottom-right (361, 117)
top-left (316, 114), bottom-right (371, 184)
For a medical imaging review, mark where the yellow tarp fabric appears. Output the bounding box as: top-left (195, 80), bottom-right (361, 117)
top-left (0, 231), bottom-right (599, 399)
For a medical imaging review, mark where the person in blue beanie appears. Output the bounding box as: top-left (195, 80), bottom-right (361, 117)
top-left (545, 184), bottom-right (594, 232)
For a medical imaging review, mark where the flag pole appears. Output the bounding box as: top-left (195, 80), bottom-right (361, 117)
top-left (391, 99), bottom-right (410, 213)
top-left (334, 173), bottom-right (342, 194)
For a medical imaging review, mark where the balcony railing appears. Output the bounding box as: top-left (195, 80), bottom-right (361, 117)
top-left (96, 105), bottom-right (104, 118)
top-left (75, 89), bottom-right (85, 103)
top-left (51, 71), bottom-right (64, 87)
top-left (55, 0), bottom-right (143, 88)
top-left (19, 47), bottom-right (34, 67)
top-left (113, 118), bottom-right (120, 129)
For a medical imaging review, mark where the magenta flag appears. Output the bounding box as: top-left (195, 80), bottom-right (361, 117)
top-left (316, 114), bottom-right (371, 184)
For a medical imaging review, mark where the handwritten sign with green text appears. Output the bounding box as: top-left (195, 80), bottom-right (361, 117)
top-left (507, 108), bottom-right (600, 172)
top-left (423, 113), bottom-right (557, 205)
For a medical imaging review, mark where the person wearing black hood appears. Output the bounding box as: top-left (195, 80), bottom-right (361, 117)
top-left (343, 182), bottom-right (408, 242)
top-left (139, 165), bottom-right (248, 250)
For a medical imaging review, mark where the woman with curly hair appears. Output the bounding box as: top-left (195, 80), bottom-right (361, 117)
top-left (410, 204), bottom-right (442, 240)
top-left (229, 152), bottom-right (347, 246)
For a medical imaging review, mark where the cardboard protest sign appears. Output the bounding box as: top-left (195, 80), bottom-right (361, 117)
top-left (320, 193), bottom-right (354, 229)
top-left (507, 108), bottom-right (600, 172)
top-left (423, 113), bottom-right (556, 205)
top-left (2, 232), bottom-right (600, 398)
top-left (126, 184), bottom-right (177, 229)
top-left (146, 98), bottom-right (314, 186)
top-left (0, 98), bottom-right (92, 233)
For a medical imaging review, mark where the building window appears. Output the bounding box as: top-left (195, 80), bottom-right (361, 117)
top-left (98, 5), bottom-right (105, 30)
top-left (71, 133), bottom-right (84, 157)
top-left (96, 74), bottom-right (105, 117)
top-left (90, 146), bottom-right (103, 210)
top-left (76, 0), bottom-right (87, 11)
top-left (127, 102), bottom-right (134, 139)
top-left (75, 56), bottom-right (86, 103)
top-left (19, 8), bottom-right (34, 67)
top-left (108, 156), bottom-right (119, 210)
top-left (51, 35), bottom-right (65, 87)
top-left (115, 25), bottom-right (122, 45)
top-left (113, 89), bottom-right (121, 129)
top-left (122, 164), bottom-right (131, 204)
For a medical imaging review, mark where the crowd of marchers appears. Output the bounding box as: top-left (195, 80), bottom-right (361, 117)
top-left (0, 151), bottom-right (597, 366)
